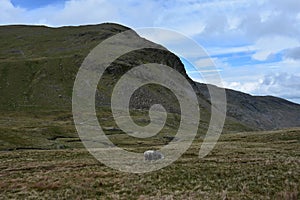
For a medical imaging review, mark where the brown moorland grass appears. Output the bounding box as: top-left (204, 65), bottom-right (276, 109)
top-left (0, 128), bottom-right (299, 199)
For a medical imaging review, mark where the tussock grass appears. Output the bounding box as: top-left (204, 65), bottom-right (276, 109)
top-left (0, 128), bottom-right (299, 199)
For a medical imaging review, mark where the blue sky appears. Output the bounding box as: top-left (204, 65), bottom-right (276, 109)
top-left (1, 0), bottom-right (300, 103)
top-left (11, 0), bottom-right (63, 9)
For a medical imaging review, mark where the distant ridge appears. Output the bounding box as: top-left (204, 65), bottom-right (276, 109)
top-left (196, 83), bottom-right (300, 130)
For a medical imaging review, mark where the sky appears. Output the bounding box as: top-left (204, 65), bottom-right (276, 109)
top-left (1, 0), bottom-right (300, 103)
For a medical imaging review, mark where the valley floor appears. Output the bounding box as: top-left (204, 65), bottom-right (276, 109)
top-left (0, 129), bottom-right (299, 199)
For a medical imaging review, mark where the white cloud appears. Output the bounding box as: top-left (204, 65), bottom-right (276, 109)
top-left (188, 69), bottom-right (222, 74)
top-left (136, 29), bottom-right (187, 46)
top-left (226, 73), bottom-right (300, 103)
top-left (207, 45), bottom-right (256, 57)
top-left (0, 0), bottom-right (25, 24)
top-left (59, 0), bottom-right (118, 24)
top-left (223, 81), bottom-right (261, 94)
top-left (284, 46), bottom-right (300, 60)
top-left (2, 0), bottom-right (300, 42)
top-left (252, 36), bottom-right (300, 61)
top-left (211, 57), bottom-right (300, 103)
top-left (136, 28), bottom-right (209, 59)
top-left (271, 0), bottom-right (300, 13)
top-left (195, 58), bottom-right (215, 68)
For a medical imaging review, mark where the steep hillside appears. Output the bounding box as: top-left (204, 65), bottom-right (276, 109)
top-left (0, 23), bottom-right (198, 112)
top-left (0, 23), bottom-right (129, 109)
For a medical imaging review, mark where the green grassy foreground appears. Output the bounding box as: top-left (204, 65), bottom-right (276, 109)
top-left (0, 109), bottom-right (252, 151)
top-left (0, 128), bottom-right (299, 199)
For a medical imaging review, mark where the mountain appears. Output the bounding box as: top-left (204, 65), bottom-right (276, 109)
top-left (0, 23), bottom-right (299, 132)
top-left (0, 23), bottom-right (194, 112)
top-left (197, 83), bottom-right (300, 130)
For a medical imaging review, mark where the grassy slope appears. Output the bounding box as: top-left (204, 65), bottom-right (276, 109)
top-left (0, 129), bottom-right (299, 199)
top-left (0, 24), bottom-right (129, 60)
top-left (0, 24), bottom-right (128, 110)
top-left (0, 108), bottom-right (251, 151)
